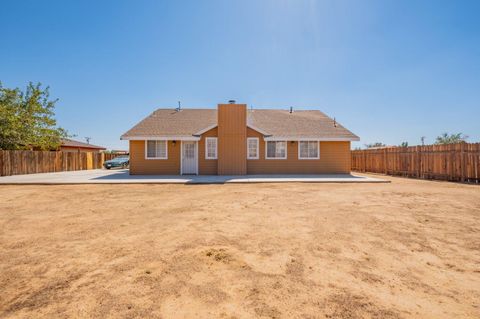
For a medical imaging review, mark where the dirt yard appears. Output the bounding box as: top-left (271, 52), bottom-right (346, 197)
top-left (0, 175), bottom-right (479, 318)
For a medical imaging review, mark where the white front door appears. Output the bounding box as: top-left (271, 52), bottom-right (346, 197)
top-left (181, 141), bottom-right (197, 175)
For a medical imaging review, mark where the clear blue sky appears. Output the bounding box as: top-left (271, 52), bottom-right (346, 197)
top-left (1, 0), bottom-right (479, 150)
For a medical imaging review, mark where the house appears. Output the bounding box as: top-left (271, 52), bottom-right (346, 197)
top-left (120, 101), bottom-right (359, 175)
top-left (59, 138), bottom-right (106, 153)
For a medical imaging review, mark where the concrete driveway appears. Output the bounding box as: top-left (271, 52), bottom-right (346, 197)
top-left (0, 169), bottom-right (387, 184)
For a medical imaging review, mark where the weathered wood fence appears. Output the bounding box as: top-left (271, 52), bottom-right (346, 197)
top-left (351, 143), bottom-right (480, 183)
top-left (0, 151), bottom-right (118, 177)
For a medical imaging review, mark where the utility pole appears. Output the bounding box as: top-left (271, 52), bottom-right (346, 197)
top-left (421, 136), bottom-right (425, 146)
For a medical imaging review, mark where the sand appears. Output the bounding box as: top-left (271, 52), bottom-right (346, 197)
top-left (0, 175), bottom-right (479, 318)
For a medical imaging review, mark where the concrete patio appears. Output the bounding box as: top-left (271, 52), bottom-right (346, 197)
top-left (0, 169), bottom-right (387, 184)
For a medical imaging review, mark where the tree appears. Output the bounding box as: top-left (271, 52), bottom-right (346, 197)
top-left (364, 142), bottom-right (386, 149)
top-left (420, 136), bottom-right (426, 146)
top-left (0, 82), bottom-right (67, 150)
top-left (399, 142), bottom-right (409, 147)
top-left (435, 133), bottom-right (468, 145)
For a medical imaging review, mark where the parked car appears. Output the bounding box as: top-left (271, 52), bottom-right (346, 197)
top-left (103, 156), bottom-right (129, 169)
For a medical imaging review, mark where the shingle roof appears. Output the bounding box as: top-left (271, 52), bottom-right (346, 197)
top-left (121, 109), bottom-right (217, 138)
top-left (248, 110), bottom-right (359, 140)
top-left (121, 108), bottom-right (359, 141)
top-left (61, 138), bottom-right (106, 150)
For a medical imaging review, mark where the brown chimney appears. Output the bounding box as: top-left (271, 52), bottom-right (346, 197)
top-left (217, 102), bottom-right (247, 175)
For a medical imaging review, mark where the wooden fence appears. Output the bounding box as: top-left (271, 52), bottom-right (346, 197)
top-left (351, 143), bottom-right (480, 183)
top-left (0, 151), bottom-right (119, 177)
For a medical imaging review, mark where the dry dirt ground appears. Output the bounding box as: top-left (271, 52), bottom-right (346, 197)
top-left (0, 175), bottom-right (479, 319)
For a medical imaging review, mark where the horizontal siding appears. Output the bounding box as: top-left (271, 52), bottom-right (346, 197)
top-left (246, 128), bottom-right (351, 174)
top-left (198, 127), bottom-right (218, 175)
top-left (129, 140), bottom-right (180, 175)
top-left (128, 128), bottom-right (351, 175)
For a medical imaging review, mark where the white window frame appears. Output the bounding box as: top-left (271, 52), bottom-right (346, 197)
top-left (247, 137), bottom-right (259, 160)
top-left (205, 137), bottom-right (217, 160)
top-left (265, 141), bottom-right (287, 160)
top-left (298, 141), bottom-right (320, 160)
top-left (145, 140), bottom-right (168, 159)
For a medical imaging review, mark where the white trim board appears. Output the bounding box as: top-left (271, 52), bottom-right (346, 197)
top-left (194, 124), bottom-right (217, 136)
top-left (125, 136), bottom-right (358, 142)
top-left (121, 136), bottom-right (200, 141)
top-left (246, 124), bottom-right (270, 136)
top-left (264, 137), bottom-right (359, 142)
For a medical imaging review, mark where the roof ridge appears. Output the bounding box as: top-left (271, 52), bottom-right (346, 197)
top-left (151, 108), bottom-right (327, 112)
top-left (154, 108), bottom-right (216, 111)
top-left (248, 109), bottom-right (324, 112)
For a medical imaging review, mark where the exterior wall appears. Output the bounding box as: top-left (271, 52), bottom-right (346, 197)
top-left (217, 104), bottom-right (247, 175)
top-left (246, 128), bottom-right (351, 174)
top-left (129, 140), bottom-right (180, 175)
top-left (198, 127), bottom-right (218, 175)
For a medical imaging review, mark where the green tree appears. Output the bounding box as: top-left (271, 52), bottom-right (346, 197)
top-left (435, 133), bottom-right (468, 145)
top-left (365, 142), bottom-right (386, 149)
top-left (0, 82), bottom-right (67, 150)
top-left (399, 141), bottom-right (409, 147)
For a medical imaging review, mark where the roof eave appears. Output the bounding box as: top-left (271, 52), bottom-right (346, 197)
top-left (263, 136), bottom-right (360, 142)
top-left (120, 135), bottom-right (201, 141)
top-left (246, 124), bottom-right (270, 136)
top-left (193, 124), bottom-right (218, 136)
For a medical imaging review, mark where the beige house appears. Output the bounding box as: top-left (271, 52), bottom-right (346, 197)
top-left (121, 102), bottom-right (359, 175)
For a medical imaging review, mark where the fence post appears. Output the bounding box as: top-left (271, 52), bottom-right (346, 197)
top-left (460, 142), bottom-right (466, 183)
top-left (363, 151), bottom-right (366, 173)
top-left (383, 149), bottom-right (387, 175)
top-left (0, 151), bottom-right (3, 176)
top-left (417, 146), bottom-right (420, 178)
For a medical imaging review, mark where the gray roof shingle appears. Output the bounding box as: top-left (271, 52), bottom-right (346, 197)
top-left (121, 109), bottom-right (217, 137)
top-left (121, 108), bottom-right (359, 141)
top-left (247, 109), bottom-right (359, 140)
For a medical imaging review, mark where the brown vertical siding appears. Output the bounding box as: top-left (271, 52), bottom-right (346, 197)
top-left (198, 127), bottom-right (218, 175)
top-left (217, 104), bottom-right (247, 175)
top-left (129, 140), bottom-right (180, 175)
top-left (246, 128), bottom-right (351, 174)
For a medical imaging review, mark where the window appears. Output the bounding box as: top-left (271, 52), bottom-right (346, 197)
top-left (247, 138), bottom-right (259, 159)
top-left (266, 141), bottom-right (287, 159)
top-left (145, 140), bottom-right (168, 159)
top-left (298, 141), bottom-right (319, 159)
top-left (205, 137), bottom-right (217, 159)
